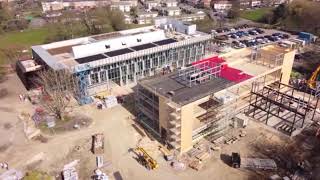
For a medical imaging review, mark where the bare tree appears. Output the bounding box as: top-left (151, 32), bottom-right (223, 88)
top-left (37, 69), bottom-right (77, 121)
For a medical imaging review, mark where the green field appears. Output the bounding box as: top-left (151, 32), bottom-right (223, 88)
top-left (0, 28), bottom-right (50, 48)
top-left (240, 8), bottom-right (272, 22)
top-left (0, 28), bottom-right (50, 65)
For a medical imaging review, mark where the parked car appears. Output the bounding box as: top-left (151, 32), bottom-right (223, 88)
top-left (231, 34), bottom-right (239, 39)
top-left (282, 34), bottom-right (290, 39)
top-left (243, 24), bottom-right (249, 28)
top-left (268, 36), bottom-right (278, 42)
top-left (223, 28), bottom-right (230, 32)
top-left (215, 35), bottom-right (229, 40)
top-left (255, 28), bottom-right (265, 34)
top-left (272, 33), bottom-right (281, 36)
top-left (216, 28), bottom-right (223, 33)
top-left (248, 31), bottom-right (258, 35)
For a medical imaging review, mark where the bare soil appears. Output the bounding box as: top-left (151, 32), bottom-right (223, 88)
top-left (1, 73), bottom-right (319, 180)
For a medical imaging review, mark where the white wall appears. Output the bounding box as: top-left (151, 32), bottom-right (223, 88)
top-left (72, 30), bottom-right (167, 58)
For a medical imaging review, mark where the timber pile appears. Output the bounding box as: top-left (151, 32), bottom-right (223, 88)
top-left (189, 159), bottom-right (203, 171)
top-left (186, 140), bottom-right (212, 171)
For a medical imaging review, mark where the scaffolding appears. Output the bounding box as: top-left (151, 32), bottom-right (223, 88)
top-left (175, 60), bottom-right (222, 87)
top-left (250, 46), bottom-right (284, 68)
top-left (247, 81), bottom-right (319, 135)
top-left (192, 93), bottom-right (236, 140)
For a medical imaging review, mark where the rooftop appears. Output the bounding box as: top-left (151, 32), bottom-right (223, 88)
top-left (31, 19), bottom-right (210, 70)
top-left (140, 44), bottom-right (294, 105)
top-left (140, 71), bottom-right (236, 105)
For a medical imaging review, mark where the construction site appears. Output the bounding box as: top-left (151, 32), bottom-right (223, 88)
top-left (1, 18), bottom-right (320, 180)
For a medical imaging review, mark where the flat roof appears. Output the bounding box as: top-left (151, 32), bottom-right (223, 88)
top-left (140, 72), bottom-right (236, 105)
top-left (31, 20), bottom-right (210, 69)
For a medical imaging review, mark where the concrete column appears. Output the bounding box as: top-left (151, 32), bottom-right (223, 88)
top-left (87, 73), bottom-right (91, 85)
top-left (106, 70), bottom-right (110, 89)
top-left (125, 65), bottom-right (129, 85)
top-left (97, 72), bottom-right (101, 83)
top-left (119, 67), bottom-right (123, 86)
top-left (134, 62), bottom-right (138, 83)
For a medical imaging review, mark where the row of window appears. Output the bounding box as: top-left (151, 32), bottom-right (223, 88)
top-left (87, 43), bottom-right (206, 86)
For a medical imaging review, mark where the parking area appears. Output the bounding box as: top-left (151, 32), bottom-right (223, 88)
top-left (213, 25), bottom-right (298, 49)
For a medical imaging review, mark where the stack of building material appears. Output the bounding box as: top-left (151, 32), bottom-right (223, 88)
top-left (27, 89), bottom-right (42, 104)
top-left (189, 159), bottom-right (203, 171)
top-left (93, 169), bottom-right (109, 180)
top-left (63, 160), bottom-right (79, 180)
top-left (196, 152), bottom-right (210, 162)
top-left (19, 112), bottom-right (41, 140)
top-left (92, 133), bottom-right (104, 154)
top-left (63, 167), bottom-right (78, 180)
top-left (171, 161), bottom-right (186, 171)
top-left (104, 96), bottom-right (118, 108)
top-left (241, 158), bottom-right (277, 170)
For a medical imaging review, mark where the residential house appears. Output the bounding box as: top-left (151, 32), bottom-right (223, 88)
top-left (202, 0), bottom-right (212, 8)
top-left (41, 0), bottom-right (111, 13)
top-left (111, 1), bottom-right (135, 12)
top-left (163, 0), bottom-right (178, 7)
top-left (136, 17), bottom-right (153, 24)
top-left (164, 7), bottom-right (181, 16)
top-left (212, 1), bottom-right (232, 11)
top-left (251, 0), bottom-right (261, 7)
top-left (179, 12), bottom-right (206, 22)
top-left (144, 0), bottom-right (159, 10)
top-left (239, 0), bottom-right (250, 9)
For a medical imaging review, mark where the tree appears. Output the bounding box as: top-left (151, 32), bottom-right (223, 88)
top-left (0, 44), bottom-right (24, 67)
top-left (130, 6), bottom-right (138, 17)
top-left (271, 3), bottom-right (288, 23)
top-left (36, 69), bottom-right (77, 121)
top-left (228, 0), bottom-right (240, 19)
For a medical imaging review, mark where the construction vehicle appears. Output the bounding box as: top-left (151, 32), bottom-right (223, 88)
top-left (307, 65), bottom-right (320, 90)
top-left (134, 147), bottom-right (158, 170)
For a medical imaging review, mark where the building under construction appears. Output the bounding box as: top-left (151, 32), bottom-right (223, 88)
top-left (136, 44), bottom-right (319, 153)
top-left (18, 18), bottom-right (212, 104)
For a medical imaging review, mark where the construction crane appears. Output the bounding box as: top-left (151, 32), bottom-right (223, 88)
top-left (307, 64), bottom-right (320, 90)
top-left (134, 147), bottom-right (158, 170)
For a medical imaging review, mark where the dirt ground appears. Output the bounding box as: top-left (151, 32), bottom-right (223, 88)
top-left (1, 74), bottom-right (319, 180)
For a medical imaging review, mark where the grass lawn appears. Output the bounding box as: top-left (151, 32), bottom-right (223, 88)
top-left (0, 28), bottom-right (50, 49)
top-left (240, 8), bottom-right (272, 22)
top-left (0, 28), bottom-right (50, 65)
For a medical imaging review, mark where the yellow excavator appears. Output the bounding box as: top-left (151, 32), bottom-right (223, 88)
top-left (307, 65), bottom-right (320, 90)
top-left (134, 147), bottom-right (158, 170)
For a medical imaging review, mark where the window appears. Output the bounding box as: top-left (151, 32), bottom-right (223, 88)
top-left (90, 73), bottom-right (99, 85)
top-left (100, 71), bottom-right (107, 82)
top-left (145, 59), bottom-right (151, 69)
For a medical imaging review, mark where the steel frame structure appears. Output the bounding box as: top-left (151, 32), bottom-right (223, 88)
top-left (247, 81), bottom-right (319, 135)
top-left (176, 60), bottom-right (222, 87)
